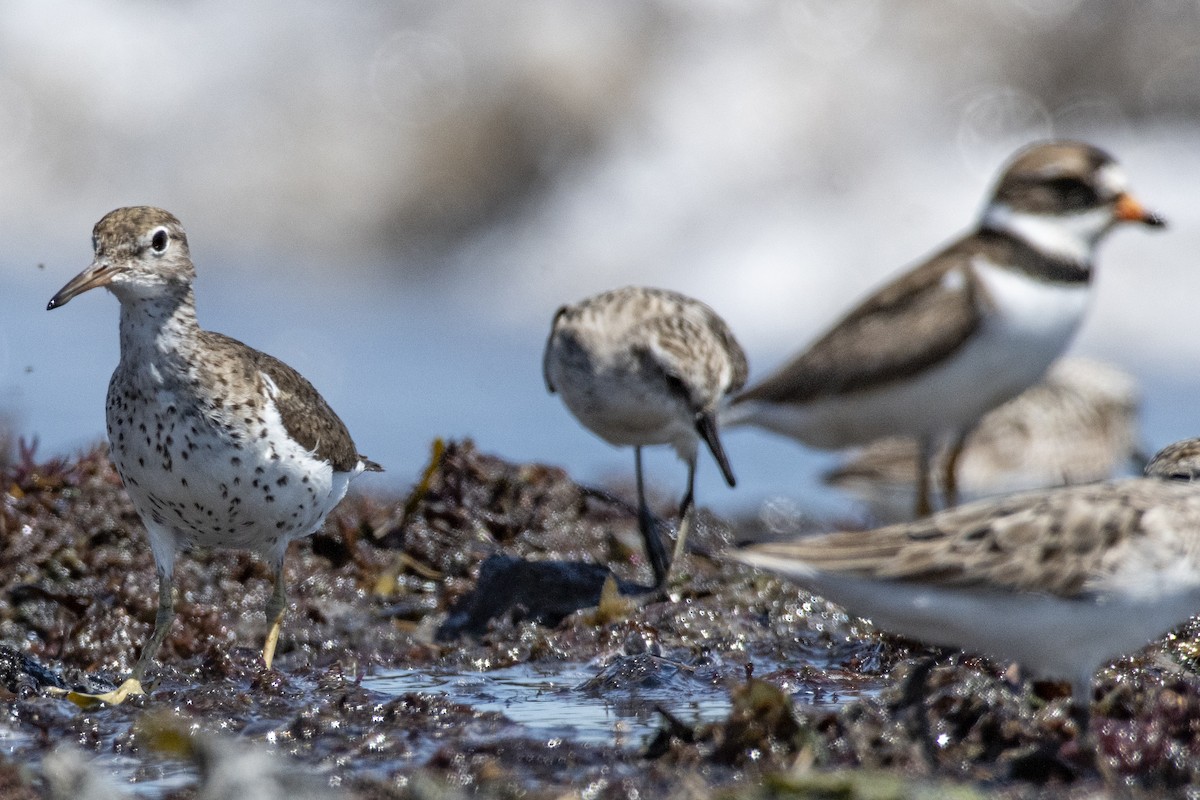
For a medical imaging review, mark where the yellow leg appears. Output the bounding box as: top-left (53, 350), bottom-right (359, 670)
top-left (262, 560), bottom-right (287, 670)
top-left (49, 677), bottom-right (147, 709)
top-left (49, 569), bottom-right (174, 707)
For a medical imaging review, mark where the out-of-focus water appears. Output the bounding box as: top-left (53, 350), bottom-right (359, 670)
top-left (364, 659), bottom-right (876, 748)
top-left (4, 2), bottom-right (1200, 520)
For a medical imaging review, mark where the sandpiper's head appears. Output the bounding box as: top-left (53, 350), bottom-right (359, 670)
top-left (1145, 438), bottom-right (1200, 482)
top-left (47, 206), bottom-right (193, 310)
top-left (981, 141), bottom-right (1165, 263)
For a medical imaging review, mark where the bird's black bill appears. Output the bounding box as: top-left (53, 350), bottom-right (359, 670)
top-left (47, 262), bottom-right (115, 310)
top-left (695, 412), bottom-right (736, 488)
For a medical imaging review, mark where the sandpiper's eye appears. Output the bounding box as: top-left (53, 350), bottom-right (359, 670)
top-left (150, 227), bottom-right (169, 253)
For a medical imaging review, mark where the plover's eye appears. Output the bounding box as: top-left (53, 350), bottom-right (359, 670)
top-left (1046, 177), bottom-right (1099, 211)
top-left (150, 227), bottom-right (170, 253)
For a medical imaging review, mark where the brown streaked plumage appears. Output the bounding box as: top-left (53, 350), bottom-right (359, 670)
top-left (1145, 438), bottom-right (1200, 481)
top-left (47, 206), bottom-right (381, 705)
top-left (544, 286), bottom-right (747, 587)
top-left (732, 437), bottom-right (1200, 731)
top-left (723, 141), bottom-right (1164, 518)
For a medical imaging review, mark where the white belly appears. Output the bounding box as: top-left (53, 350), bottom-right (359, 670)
top-left (109, 384), bottom-right (352, 564)
top-left (807, 573), bottom-right (1200, 687)
top-left (547, 343), bottom-right (698, 461)
top-left (734, 264), bottom-right (1090, 448)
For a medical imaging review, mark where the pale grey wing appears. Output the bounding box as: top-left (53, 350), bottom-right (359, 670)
top-left (735, 243), bottom-right (985, 406)
top-left (737, 479), bottom-right (1180, 599)
top-left (199, 331), bottom-right (363, 473)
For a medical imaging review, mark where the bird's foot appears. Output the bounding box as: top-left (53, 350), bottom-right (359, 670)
top-left (47, 677), bottom-right (147, 709)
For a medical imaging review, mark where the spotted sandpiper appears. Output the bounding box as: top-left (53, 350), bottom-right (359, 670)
top-left (543, 286), bottom-right (748, 586)
top-left (47, 206), bottom-right (382, 704)
top-left (723, 141), bottom-right (1164, 517)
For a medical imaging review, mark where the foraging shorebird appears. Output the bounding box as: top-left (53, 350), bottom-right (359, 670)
top-left (543, 286), bottom-right (747, 586)
top-left (723, 141), bottom-right (1164, 517)
top-left (732, 438), bottom-right (1200, 731)
top-left (47, 206), bottom-right (381, 704)
top-left (823, 357), bottom-right (1143, 521)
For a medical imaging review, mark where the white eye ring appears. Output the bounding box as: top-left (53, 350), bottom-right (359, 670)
top-left (150, 227), bottom-right (170, 254)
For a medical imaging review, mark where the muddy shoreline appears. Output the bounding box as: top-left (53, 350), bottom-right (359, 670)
top-left (0, 438), bottom-right (1195, 798)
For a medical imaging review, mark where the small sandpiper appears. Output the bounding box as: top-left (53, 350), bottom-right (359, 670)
top-left (543, 286), bottom-right (748, 587)
top-left (732, 438), bottom-right (1200, 732)
top-left (47, 206), bottom-right (382, 704)
top-left (723, 141), bottom-right (1164, 517)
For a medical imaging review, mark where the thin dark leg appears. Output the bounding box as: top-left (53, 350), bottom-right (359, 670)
top-left (635, 446), bottom-right (670, 588)
top-left (915, 437), bottom-right (934, 518)
top-left (941, 428), bottom-right (971, 509)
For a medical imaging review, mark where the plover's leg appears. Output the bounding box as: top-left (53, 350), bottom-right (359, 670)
top-left (941, 428), bottom-right (972, 509)
top-left (634, 446), bottom-right (670, 588)
top-left (914, 437), bottom-right (935, 518)
top-left (262, 558), bottom-right (288, 670)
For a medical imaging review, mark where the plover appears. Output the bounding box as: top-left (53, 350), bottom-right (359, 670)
top-left (723, 141), bottom-right (1164, 517)
top-left (731, 438), bottom-right (1200, 729)
top-left (824, 357), bottom-right (1143, 521)
top-left (543, 286), bottom-right (748, 586)
top-left (47, 206), bottom-right (381, 704)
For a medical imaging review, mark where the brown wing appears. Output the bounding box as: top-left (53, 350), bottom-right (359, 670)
top-left (199, 331), bottom-right (364, 473)
top-left (739, 479), bottom-right (1194, 599)
top-left (735, 236), bottom-right (989, 405)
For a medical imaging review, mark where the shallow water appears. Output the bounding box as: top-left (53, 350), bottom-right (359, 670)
top-left (365, 657), bottom-right (881, 750)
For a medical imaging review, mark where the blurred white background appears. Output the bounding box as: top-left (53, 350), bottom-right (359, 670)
top-left (2, 0), bottom-right (1198, 519)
